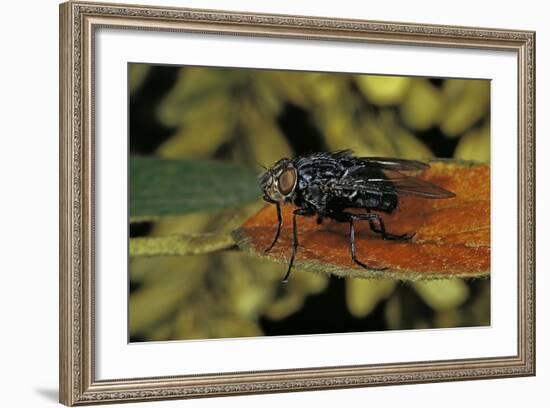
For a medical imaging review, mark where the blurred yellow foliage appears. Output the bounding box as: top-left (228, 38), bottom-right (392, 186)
top-left (355, 75), bottom-right (412, 105)
top-left (346, 278), bottom-right (396, 318)
top-left (413, 279), bottom-right (470, 312)
top-left (129, 63), bottom-right (151, 94)
top-left (400, 79), bottom-right (442, 130)
top-left (440, 80), bottom-right (490, 137)
top-left (454, 123), bottom-right (490, 162)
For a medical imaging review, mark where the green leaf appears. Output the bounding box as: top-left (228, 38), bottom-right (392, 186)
top-left (130, 157), bottom-right (261, 220)
top-left (130, 233), bottom-right (235, 257)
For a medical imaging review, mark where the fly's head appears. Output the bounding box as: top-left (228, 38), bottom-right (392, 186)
top-left (259, 158), bottom-right (298, 205)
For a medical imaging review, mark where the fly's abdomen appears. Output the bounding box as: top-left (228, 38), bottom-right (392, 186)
top-left (376, 191), bottom-right (399, 212)
top-left (351, 188), bottom-right (398, 213)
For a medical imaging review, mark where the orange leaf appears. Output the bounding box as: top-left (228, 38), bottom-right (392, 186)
top-left (234, 161), bottom-right (490, 280)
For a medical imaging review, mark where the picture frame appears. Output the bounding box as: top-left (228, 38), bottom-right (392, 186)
top-left (59, 1), bottom-right (535, 405)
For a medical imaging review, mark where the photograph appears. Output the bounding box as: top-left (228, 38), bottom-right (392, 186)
top-left (59, 2), bottom-right (535, 404)
top-left (128, 64), bottom-right (491, 342)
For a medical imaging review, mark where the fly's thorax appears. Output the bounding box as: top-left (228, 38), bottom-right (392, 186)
top-left (260, 158), bottom-right (298, 204)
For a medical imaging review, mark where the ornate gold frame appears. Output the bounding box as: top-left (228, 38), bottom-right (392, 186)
top-left (59, 1), bottom-right (535, 405)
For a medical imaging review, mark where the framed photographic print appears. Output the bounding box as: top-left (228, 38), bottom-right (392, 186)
top-left (59, 1), bottom-right (535, 405)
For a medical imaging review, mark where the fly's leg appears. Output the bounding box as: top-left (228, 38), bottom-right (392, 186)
top-left (347, 213), bottom-right (387, 271)
top-left (282, 210), bottom-right (299, 283)
top-left (264, 203), bottom-right (282, 253)
top-left (366, 210), bottom-right (415, 241)
top-left (282, 208), bottom-right (311, 283)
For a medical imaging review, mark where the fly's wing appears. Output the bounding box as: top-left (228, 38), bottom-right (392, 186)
top-left (323, 153), bottom-right (454, 199)
top-left (365, 170), bottom-right (456, 199)
top-left (328, 151), bottom-right (430, 171)
top-left (354, 156), bottom-right (430, 171)
top-left (386, 173), bottom-right (455, 198)
top-left (344, 158), bottom-right (455, 199)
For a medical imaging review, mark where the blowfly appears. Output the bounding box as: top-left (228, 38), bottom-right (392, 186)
top-left (259, 150), bottom-right (455, 282)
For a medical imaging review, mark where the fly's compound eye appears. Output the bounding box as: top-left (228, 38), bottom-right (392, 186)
top-left (277, 166), bottom-right (297, 196)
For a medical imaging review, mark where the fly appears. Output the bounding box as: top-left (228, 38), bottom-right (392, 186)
top-left (259, 150), bottom-right (456, 283)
